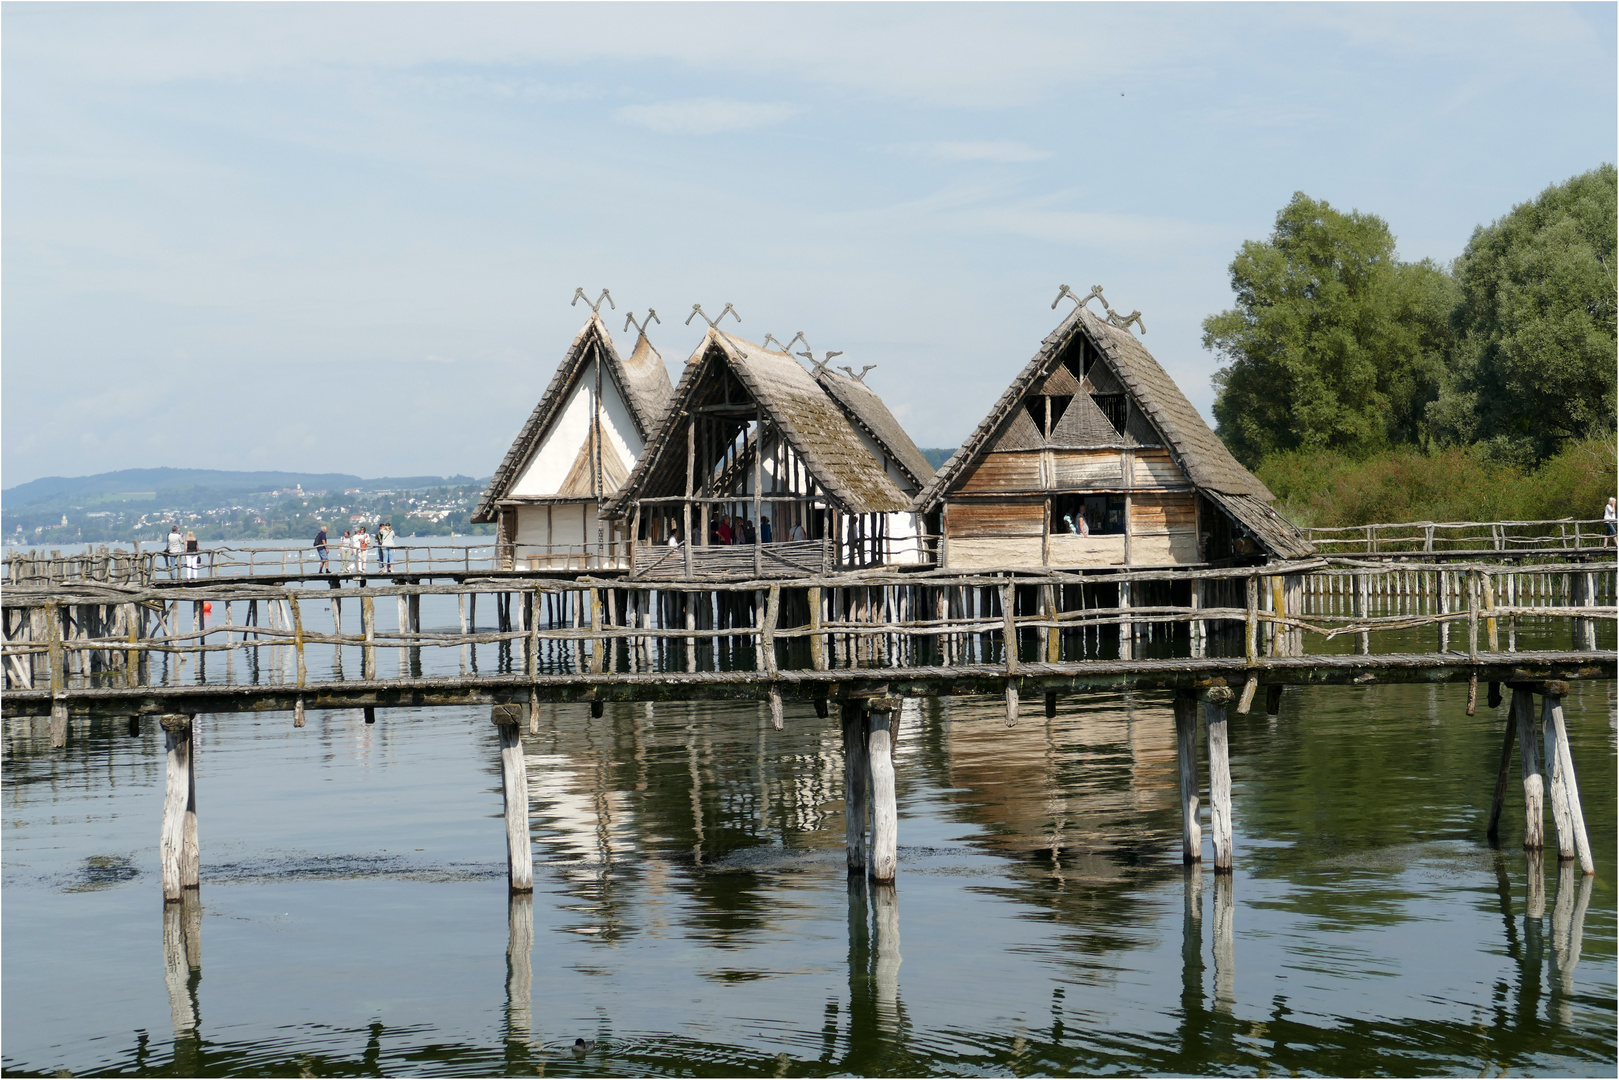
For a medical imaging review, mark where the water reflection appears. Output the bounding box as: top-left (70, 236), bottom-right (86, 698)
top-left (161, 893), bottom-right (202, 1073)
top-left (842, 876), bottom-right (907, 1072)
top-left (4, 682), bottom-right (1615, 1076)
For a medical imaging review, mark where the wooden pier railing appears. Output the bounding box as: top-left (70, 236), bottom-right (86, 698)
top-left (1302, 517), bottom-right (1609, 554)
top-left (6, 515), bottom-right (1609, 588)
top-left (3, 558), bottom-right (1612, 726)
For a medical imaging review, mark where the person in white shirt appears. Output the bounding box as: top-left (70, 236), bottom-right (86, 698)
top-left (788, 521), bottom-right (809, 543)
top-left (340, 530), bottom-right (354, 573)
top-left (354, 526), bottom-right (370, 573)
top-left (166, 525), bottom-right (185, 577)
top-left (1604, 496), bottom-right (1616, 548)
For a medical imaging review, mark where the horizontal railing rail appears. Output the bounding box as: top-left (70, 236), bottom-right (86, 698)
top-left (1303, 518), bottom-right (1609, 553)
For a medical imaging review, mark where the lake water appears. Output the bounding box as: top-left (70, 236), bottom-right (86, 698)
top-left (4, 681), bottom-right (1615, 1076)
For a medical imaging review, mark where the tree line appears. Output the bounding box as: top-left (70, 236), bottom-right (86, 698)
top-left (1203, 165), bottom-right (1616, 524)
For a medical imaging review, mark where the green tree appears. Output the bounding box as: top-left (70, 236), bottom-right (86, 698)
top-left (1431, 165), bottom-right (1617, 464)
top-left (1203, 193), bottom-right (1457, 468)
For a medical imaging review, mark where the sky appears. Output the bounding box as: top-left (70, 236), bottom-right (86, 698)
top-left (3, 2), bottom-right (1615, 487)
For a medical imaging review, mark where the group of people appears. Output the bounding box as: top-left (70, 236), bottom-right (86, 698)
top-left (312, 522), bottom-right (398, 573)
top-left (667, 514), bottom-right (813, 547)
top-left (712, 514), bottom-right (764, 545)
top-left (165, 525), bottom-right (202, 579)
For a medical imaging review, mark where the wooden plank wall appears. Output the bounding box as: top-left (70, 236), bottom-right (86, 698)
top-left (944, 442), bottom-right (1202, 568)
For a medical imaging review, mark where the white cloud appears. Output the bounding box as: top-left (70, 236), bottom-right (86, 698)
top-left (613, 98), bottom-right (803, 136)
top-left (898, 141), bottom-right (1052, 163)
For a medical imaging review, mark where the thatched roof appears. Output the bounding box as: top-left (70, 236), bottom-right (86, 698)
top-left (913, 305), bottom-right (1312, 558)
top-left (605, 331), bottom-right (912, 518)
top-left (815, 367), bottom-right (934, 488)
top-left (472, 314), bottom-right (673, 523)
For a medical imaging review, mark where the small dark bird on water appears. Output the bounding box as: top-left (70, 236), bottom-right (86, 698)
top-left (573, 1038), bottom-right (596, 1055)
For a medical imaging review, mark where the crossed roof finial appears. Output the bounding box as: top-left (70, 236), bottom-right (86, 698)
top-left (838, 364), bottom-right (876, 384)
top-left (686, 302), bottom-right (741, 329)
top-left (572, 287), bottom-right (615, 314)
top-left (1052, 283), bottom-right (1145, 334)
top-left (624, 308), bottom-right (660, 335)
top-left (1107, 309), bottom-right (1146, 335)
top-left (798, 349), bottom-right (842, 376)
top-left (763, 330), bottom-right (810, 355)
top-left (1052, 283), bottom-right (1108, 314)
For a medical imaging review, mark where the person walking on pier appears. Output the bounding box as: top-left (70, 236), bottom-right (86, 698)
top-left (340, 529), bottom-right (354, 573)
top-left (378, 522), bottom-right (396, 571)
top-left (354, 525), bottom-right (371, 574)
top-left (314, 525), bottom-right (329, 573)
top-left (1604, 497), bottom-right (1616, 547)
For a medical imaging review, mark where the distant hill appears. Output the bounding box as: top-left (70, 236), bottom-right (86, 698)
top-left (919, 448), bottom-right (957, 470)
top-left (3, 468), bottom-right (482, 509)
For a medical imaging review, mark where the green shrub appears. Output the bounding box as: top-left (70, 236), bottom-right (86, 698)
top-left (1257, 435), bottom-right (1616, 527)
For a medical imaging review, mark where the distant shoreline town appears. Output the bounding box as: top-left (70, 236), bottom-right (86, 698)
top-left (2, 454), bottom-right (959, 548)
top-left (1, 469), bottom-right (494, 546)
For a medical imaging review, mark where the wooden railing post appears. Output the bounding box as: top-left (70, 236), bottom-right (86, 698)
top-left (361, 594), bottom-right (376, 680)
top-left (1482, 571), bottom-right (1498, 652)
top-left (1467, 572), bottom-right (1479, 662)
top-left (288, 595), bottom-right (306, 688)
top-left (1244, 575), bottom-right (1258, 666)
top-left (808, 586), bottom-right (826, 671)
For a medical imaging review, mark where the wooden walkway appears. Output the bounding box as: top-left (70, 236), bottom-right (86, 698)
top-left (7, 551), bottom-right (1609, 897)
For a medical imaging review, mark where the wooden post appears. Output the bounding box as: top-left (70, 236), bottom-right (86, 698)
top-left (492, 704), bottom-right (533, 893)
top-left (1482, 572), bottom-right (1498, 652)
top-left (294, 695), bottom-right (306, 728)
top-left (589, 588), bottom-right (603, 675)
top-left (1174, 689), bottom-right (1201, 864)
top-left (842, 702), bottom-right (868, 874)
top-left (1236, 675), bottom-right (1258, 715)
top-left (289, 596), bottom-right (306, 688)
top-left (361, 594), bottom-right (376, 680)
top-left (1438, 570), bottom-right (1451, 653)
top-left (397, 595), bottom-right (409, 676)
top-left (1190, 579), bottom-right (1204, 659)
top-left (683, 420), bottom-right (696, 578)
top-left (160, 714), bottom-right (197, 901)
top-left (1204, 686), bottom-right (1234, 872)
top-left (867, 703), bottom-right (898, 884)
top-left (1467, 573), bottom-right (1479, 661)
top-left (1244, 576), bottom-right (1258, 666)
top-left (1117, 580), bottom-right (1132, 662)
top-left (1512, 688), bottom-right (1544, 851)
top-left (1004, 680), bottom-right (1019, 728)
top-left (1357, 573), bottom-right (1370, 655)
top-left (808, 586), bottom-right (826, 671)
top-left (47, 604), bottom-right (66, 746)
top-left (1269, 577), bottom-right (1285, 656)
top-left (1541, 684), bottom-right (1592, 874)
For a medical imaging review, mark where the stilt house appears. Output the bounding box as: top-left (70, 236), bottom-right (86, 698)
top-left (472, 314), bottom-right (674, 569)
top-left (912, 303), bottom-right (1311, 568)
top-left (604, 330), bottom-right (928, 579)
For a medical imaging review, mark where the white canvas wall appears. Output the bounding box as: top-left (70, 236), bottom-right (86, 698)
top-left (509, 369), bottom-right (645, 498)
